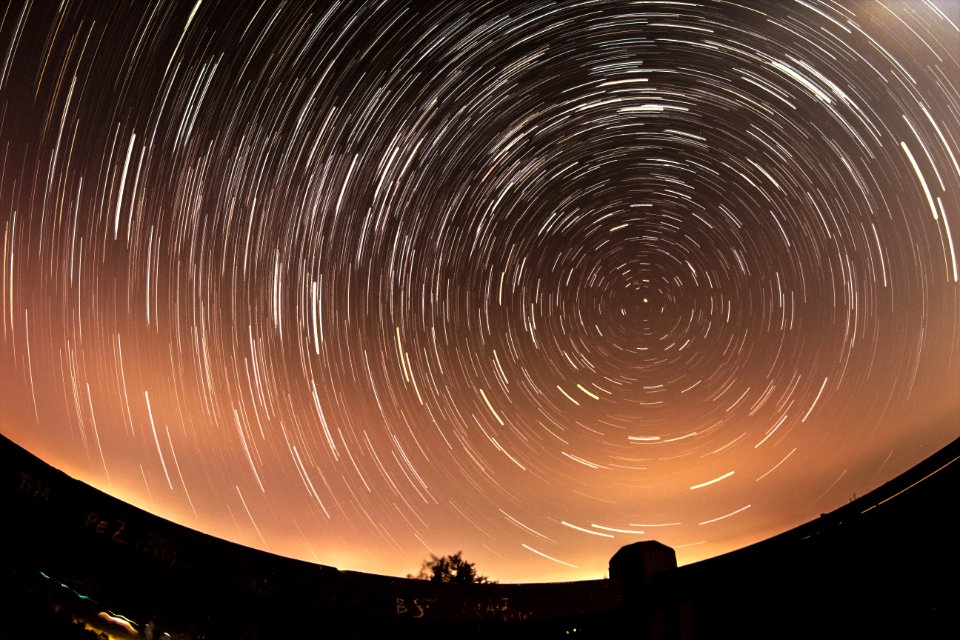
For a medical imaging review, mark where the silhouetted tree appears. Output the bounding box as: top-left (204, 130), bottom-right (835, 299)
top-left (411, 551), bottom-right (493, 584)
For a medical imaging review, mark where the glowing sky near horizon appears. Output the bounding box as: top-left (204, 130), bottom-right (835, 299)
top-left (1, 0), bottom-right (958, 583)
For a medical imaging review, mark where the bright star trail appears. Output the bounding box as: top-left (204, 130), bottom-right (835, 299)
top-left (1, 0), bottom-right (958, 583)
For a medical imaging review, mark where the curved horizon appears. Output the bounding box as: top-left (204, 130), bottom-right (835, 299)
top-left (1, 0), bottom-right (958, 583)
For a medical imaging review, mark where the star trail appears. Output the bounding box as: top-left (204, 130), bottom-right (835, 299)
top-left (1, 0), bottom-right (958, 583)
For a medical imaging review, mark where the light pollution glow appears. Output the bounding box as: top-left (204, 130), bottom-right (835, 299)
top-left (1, 0), bottom-right (958, 583)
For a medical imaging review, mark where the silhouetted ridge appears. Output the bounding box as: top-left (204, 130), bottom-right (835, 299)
top-left (2, 434), bottom-right (957, 638)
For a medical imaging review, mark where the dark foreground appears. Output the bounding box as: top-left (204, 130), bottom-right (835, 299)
top-left (2, 433), bottom-right (957, 639)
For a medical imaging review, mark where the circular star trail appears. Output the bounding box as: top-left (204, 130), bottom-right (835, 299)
top-left (1, 0), bottom-right (958, 582)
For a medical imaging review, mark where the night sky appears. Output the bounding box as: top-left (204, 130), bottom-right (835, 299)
top-left (1, 0), bottom-right (958, 583)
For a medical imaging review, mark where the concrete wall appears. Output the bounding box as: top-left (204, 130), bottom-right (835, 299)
top-left (3, 434), bottom-right (957, 639)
